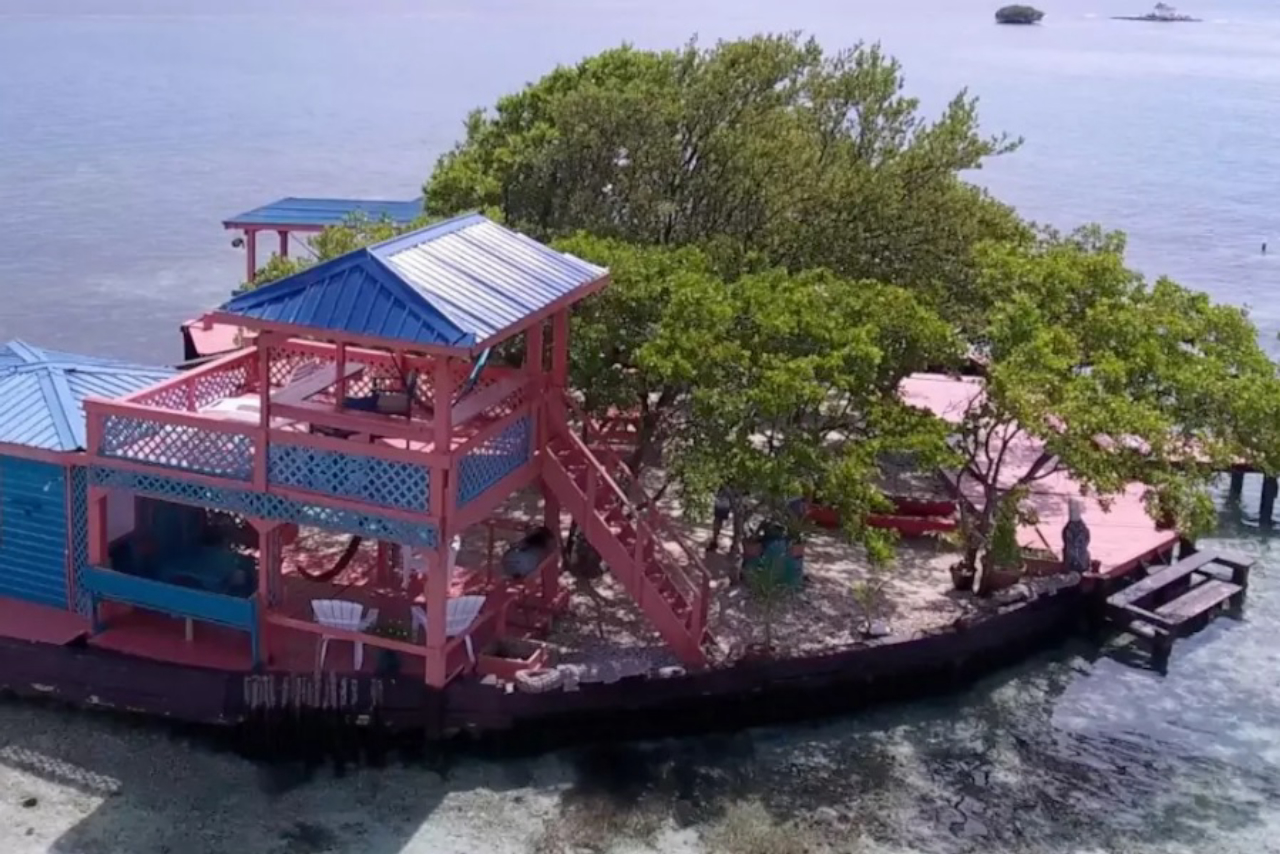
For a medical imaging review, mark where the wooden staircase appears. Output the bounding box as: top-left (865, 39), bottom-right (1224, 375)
top-left (542, 396), bottom-right (711, 667)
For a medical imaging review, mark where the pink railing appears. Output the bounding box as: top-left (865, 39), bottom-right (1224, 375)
top-left (559, 395), bottom-right (710, 611)
top-left (547, 396), bottom-right (707, 636)
top-left (126, 348), bottom-right (259, 412)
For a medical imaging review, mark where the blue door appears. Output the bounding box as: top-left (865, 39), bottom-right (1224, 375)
top-left (0, 456), bottom-right (69, 609)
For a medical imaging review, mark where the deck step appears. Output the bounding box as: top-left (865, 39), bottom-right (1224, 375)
top-left (1154, 579), bottom-right (1242, 626)
top-left (1107, 551), bottom-right (1223, 608)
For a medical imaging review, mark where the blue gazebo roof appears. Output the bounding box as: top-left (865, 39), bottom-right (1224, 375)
top-left (223, 197), bottom-right (424, 230)
top-left (217, 213), bottom-right (608, 349)
top-left (0, 342), bottom-right (173, 452)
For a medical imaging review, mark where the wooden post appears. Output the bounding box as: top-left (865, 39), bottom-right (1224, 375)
top-left (427, 354), bottom-right (455, 688)
top-left (251, 518), bottom-right (275, 668)
top-left (245, 229), bottom-right (257, 283)
top-left (1228, 470), bottom-right (1245, 501)
top-left (551, 309), bottom-right (569, 389)
top-left (1261, 475), bottom-right (1277, 525)
top-left (86, 487), bottom-right (108, 567)
top-left (335, 342), bottom-right (348, 410)
top-left (434, 356), bottom-right (454, 460)
top-left (255, 338), bottom-right (271, 490)
top-left (425, 547), bottom-right (448, 687)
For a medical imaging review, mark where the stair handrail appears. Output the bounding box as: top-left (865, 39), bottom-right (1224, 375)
top-left (548, 396), bottom-right (705, 629)
top-left (557, 395), bottom-right (711, 607)
top-left (561, 395), bottom-right (710, 577)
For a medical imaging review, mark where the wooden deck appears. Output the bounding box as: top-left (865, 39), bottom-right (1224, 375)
top-left (1105, 549), bottom-right (1253, 667)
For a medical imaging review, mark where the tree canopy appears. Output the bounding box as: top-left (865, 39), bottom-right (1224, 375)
top-left (234, 32), bottom-right (1279, 560)
top-left (425, 34), bottom-right (1027, 314)
top-left (952, 226), bottom-right (1280, 556)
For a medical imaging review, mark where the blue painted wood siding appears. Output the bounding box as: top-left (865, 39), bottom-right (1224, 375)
top-left (0, 456), bottom-right (68, 609)
top-left (80, 564), bottom-right (260, 664)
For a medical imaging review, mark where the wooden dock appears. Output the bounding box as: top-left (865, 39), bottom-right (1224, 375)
top-left (1105, 550), bottom-right (1253, 668)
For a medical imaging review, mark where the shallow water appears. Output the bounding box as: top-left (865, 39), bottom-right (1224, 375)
top-left (2, 0), bottom-right (1279, 851)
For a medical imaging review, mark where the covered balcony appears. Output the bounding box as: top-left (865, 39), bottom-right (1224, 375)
top-left (83, 338), bottom-right (539, 525)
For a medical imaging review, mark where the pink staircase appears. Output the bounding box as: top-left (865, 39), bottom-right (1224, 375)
top-left (542, 397), bottom-right (711, 667)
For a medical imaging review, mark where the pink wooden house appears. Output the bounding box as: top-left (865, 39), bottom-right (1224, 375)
top-left (77, 214), bottom-right (711, 687)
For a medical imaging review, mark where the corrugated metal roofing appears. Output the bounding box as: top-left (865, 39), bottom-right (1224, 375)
top-left (218, 213), bottom-right (608, 349)
top-left (0, 342), bottom-right (173, 452)
top-left (223, 197), bottom-right (424, 229)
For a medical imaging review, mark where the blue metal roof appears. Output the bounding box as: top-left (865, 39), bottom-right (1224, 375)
top-left (218, 213), bottom-right (608, 349)
top-left (223, 197), bottom-right (424, 229)
top-left (0, 342), bottom-right (173, 452)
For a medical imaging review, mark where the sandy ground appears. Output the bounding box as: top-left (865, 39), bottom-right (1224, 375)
top-left (279, 484), bottom-right (977, 669)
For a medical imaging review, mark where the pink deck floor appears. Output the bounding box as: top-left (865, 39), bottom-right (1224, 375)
top-left (0, 599), bottom-right (89, 645)
top-left (84, 526), bottom-right (536, 675)
top-left (899, 373), bottom-right (1179, 577)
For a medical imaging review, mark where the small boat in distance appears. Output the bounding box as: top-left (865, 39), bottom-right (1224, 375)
top-left (1114, 2), bottom-right (1202, 22)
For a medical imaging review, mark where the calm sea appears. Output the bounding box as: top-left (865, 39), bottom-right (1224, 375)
top-left (1, 2), bottom-right (1278, 852)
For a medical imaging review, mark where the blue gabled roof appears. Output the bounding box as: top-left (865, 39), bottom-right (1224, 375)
top-left (218, 213), bottom-right (608, 349)
top-left (0, 342), bottom-right (174, 452)
top-left (223, 197), bottom-right (424, 230)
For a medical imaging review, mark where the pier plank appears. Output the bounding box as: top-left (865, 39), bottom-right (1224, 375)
top-left (1107, 551), bottom-right (1220, 608)
top-left (1155, 579), bottom-right (1242, 626)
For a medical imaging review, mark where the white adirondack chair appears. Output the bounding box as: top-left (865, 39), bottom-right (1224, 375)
top-left (311, 599), bottom-right (379, 671)
top-left (411, 594), bottom-right (486, 662)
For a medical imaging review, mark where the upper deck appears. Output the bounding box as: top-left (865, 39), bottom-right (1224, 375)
top-left (84, 340), bottom-right (538, 523)
top-left (86, 213), bottom-right (607, 528)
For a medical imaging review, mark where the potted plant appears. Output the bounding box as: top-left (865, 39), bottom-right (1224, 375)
top-left (978, 496), bottom-right (1025, 595)
top-left (742, 549), bottom-right (795, 659)
top-left (371, 619), bottom-right (412, 676)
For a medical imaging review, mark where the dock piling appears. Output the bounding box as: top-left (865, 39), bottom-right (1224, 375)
top-left (1261, 476), bottom-right (1277, 524)
top-left (1228, 470), bottom-right (1245, 501)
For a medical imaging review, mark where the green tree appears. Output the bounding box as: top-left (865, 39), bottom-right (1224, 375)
top-left (950, 227), bottom-right (1280, 569)
top-left (640, 266), bottom-right (960, 561)
top-left (234, 213), bottom-right (433, 292)
top-left (425, 33), bottom-right (1027, 316)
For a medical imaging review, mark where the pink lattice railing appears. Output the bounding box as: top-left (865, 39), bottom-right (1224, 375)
top-left (91, 401), bottom-right (258, 481)
top-left (125, 348), bottom-right (258, 412)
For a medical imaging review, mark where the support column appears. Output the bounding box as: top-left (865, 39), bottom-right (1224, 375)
top-left (250, 518), bottom-right (280, 669)
top-left (245, 229), bottom-right (257, 283)
top-left (86, 488), bottom-right (109, 632)
top-left (1261, 476), bottom-right (1277, 525)
top-left (255, 336), bottom-right (271, 490)
top-left (428, 354), bottom-right (455, 688)
top-left (277, 229), bottom-right (289, 258)
top-left (551, 309), bottom-right (570, 389)
top-left (1228, 470), bottom-right (1245, 501)
top-left (86, 487), bottom-right (108, 567)
top-left (425, 547), bottom-right (449, 687)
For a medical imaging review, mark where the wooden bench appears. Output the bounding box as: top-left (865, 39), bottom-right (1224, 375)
top-left (271, 362), bottom-right (365, 406)
top-left (1155, 579), bottom-right (1243, 626)
top-left (1107, 551), bottom-right (1220, 609)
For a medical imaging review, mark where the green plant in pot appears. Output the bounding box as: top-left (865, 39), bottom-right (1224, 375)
top-left (744, 548), bottom-right (794, 657)
top-left (978, 493), bottom-right (1025, 595)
